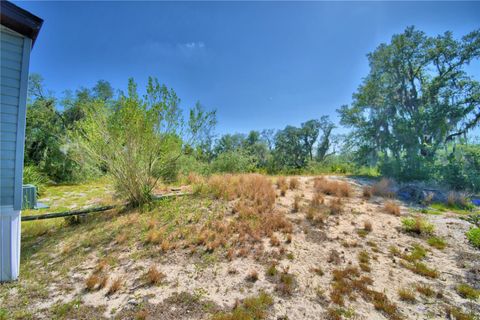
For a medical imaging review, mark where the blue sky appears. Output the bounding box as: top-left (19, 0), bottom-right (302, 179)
top-left (16, 1), bottom-right (480, 135)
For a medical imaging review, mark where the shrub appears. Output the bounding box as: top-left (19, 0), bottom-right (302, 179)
top-left (371, 178), bottom-right (395, 198)
top-left (362, 186), bottom-right (373, 199)
top-left (210, 151), bottom-right (256, 174)
top-left (22, 165), bottom-right (48, 195)
top-left (73, 78), bottom-right (215, 207)
top-left (401, 217), bottom-right (435, 235)
top-left (289, 177), bottom-right (300, 189)
top-left (313, 177), bottom-right (351, 197)
top-left (293, 195), bottom-right (301, 213)
top-left (146, 266), bottom-right (164, 285)
top-left (466, 227), bottom-right (480, 248)
top-left (384, 201), bottom-right (400, 216)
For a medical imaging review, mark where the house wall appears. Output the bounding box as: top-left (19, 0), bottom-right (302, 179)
top-left (0, 25), bottom-right (31, 281)
top-left (1, 26), bottom-right (30, 210)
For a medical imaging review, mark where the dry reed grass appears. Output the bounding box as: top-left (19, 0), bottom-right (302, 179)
top-left (313, 177), bottom-right (351, 197)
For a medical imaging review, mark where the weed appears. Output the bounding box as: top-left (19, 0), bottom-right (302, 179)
top-left (456, 283), bottom-right (480, 300)
top-left (447, 191), bottom-right (470, 208)
top-left (212, 292), bottom-right (273, 320)
top-left (358, 250), bottom-right (371, 272)
top-left (397, 288), bottom-right (416, 302)
top-left (314, 177), bottom-right (351, 197)
top-left (266, 264), bottom-right (278, 277)
top-left (286, 234), bottom-right (292, 244)
top-left (145, 229), bottom-right (162, 244)
top-left (364, 220), bottom-right (373, 232)
top-left (384, 201), bottom-right (401, 216)
top-left (328, 249), bottom-right (342, 264)
top-left (403, 244), bottom-right (427, 262)
top-left (276, 271), bottom-right (295, 296)
top-left (401, 261), bottom-right (439, 278)
top-left (363, 186), bottom-right (373, 199)
top-left (135, 309), bottom-right (148, 320)
top-left (466, 227), bottom-right (480, 248)
top-left (146, 266), bottom-right (165, 285)
top-left (293, 196), bottom-right (301, 213)
top-left (329, 198), bottom-right (343, 215)
top-left (371, 291), bottom-right (402, 320)
top-left (270, 234), bottom-right (280, 246)
top-left (401, 217), bottom-right (435, 235)
top-left (94, 260), bottom-right (108, 274)
top-left (445, 306), bottom-right (476, 320)
top-left (107, 277), bottom-right (122, 296)
top-left (85, 274), bottom-right (100, 291)
top-left (246, 270), bottom-right (259, 282)
top-left (98, 275), bottom-right (109, 289)
top-left (415, 284), bottom-right (435, 297)
top-left (427, 237), bottom-right (447, 250)
top-left (372, 178), bottom-right (395, 198)
top-left (289, 177), bottom-right (300, 190)
top-left (311, 193), bottom-right (325, 208)
top-left (310, 267), bottom-right (324, 276)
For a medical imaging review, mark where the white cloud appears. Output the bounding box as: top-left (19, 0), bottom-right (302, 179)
top-left (135, 40), bottom-right (207, 59)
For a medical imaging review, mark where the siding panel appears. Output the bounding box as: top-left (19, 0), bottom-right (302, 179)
top-left (0, 28), bottom-right (24, 209)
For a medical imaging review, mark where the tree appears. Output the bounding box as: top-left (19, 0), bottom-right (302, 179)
top-left (300, 119), bottom-right (320, 160)
top-left (214, 133), bottom-right (246, 155)
top-left (73, 77), bottom-right (215, 206)
top-left (338, 26), bottom-right (480, 179)
top-left (274, 126), bottom-right (309, 169)
top-left (316, 116), bottom-right (336, 162)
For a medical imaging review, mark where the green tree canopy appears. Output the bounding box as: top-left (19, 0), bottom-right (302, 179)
top-left (338, 26), bottom-right (480, 179)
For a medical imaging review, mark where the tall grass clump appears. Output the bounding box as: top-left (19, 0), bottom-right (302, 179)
top-left (23, 165), bottom-right (48, 195)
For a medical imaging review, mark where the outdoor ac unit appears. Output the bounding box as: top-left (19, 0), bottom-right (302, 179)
top-left (22, 184), bottom-right (37, 209)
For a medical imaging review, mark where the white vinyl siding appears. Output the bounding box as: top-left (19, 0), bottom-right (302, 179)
top-left (0, 26), bottom-right (30, 209)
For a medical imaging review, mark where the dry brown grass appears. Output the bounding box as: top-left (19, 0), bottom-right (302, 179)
top-left (363, 186), bottom-right (373, 199)
top-left (246, 270), bottom-right (259, 282)
top-left (145, 229), bottom-right (162, 244)
top-left (384, 201), bottom-right (401, 216)
top-left (372, 178), bottom-right (395, 198)
top-left (313, 177), bottom-right (351, 197)
top-left (146, 266), bottom-right (165, 285)
top-left (447, 191), bottom-right (469, 208)
top-left (289, 177), bottom-right (300, 190)
top-left (328, 198), bottom-right (343, 215)
top-left (107, 277), bottom-right (122, 296)
top-left (276, 176), bottom-right (288, 190)
top-left (94, 260), bottom-right (108, 274)
top-left (311, 193), bottom-right (325, 208)
top-left (398, 288), bottom-right (416, 302)
top-left (85, 274), bottom-right (100, 291)
top-left (364, 220), bottom-right (373, 232)
top-left (186, 172), bottom-right (204, 185)
top-left (293, 195), bottom-right (301, 213)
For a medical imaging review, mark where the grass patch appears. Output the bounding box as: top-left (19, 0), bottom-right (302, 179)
top-left (456, 283), bottom-right (480, 300)
top-left (427, 237), bottom-right (447, 250)
top-left (212, 292), bottom-right (273, 320)
top-left (466, 227), bottom-right (480, 248)
top-left (401, 217), bottom-right (435, 235)
top-left (397, 288), bottom-right (416, 303)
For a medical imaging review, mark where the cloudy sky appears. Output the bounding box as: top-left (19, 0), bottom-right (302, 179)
top-left (17, 1), bottom-right (480, 135)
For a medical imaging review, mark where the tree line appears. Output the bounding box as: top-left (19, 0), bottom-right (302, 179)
top-left (24, 26), bottom-right (480, 204)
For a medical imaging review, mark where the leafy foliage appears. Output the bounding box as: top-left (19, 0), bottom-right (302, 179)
top-left (338, 26), bottom-right (480, 183)
top-left (73, 77), bottom-right (215, 206)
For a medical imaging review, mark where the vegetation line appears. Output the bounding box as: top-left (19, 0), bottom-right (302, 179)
top-left (21, 192), bottom-right (191, 222)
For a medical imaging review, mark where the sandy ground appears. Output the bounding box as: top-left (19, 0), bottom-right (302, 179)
top-left (15, 176), bottom-right (480, 319)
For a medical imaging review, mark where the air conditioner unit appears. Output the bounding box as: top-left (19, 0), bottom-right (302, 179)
top-left (22, 184), bottom-right (37, 209)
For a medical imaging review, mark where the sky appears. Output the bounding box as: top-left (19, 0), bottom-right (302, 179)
top-left (15, 1), bottom-right (480, 136)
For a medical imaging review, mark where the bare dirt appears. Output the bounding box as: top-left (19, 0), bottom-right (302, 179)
top-left (5, 176), bottom-right (480, 319)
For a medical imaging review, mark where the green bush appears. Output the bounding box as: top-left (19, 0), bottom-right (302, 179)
top-left (22, 165), bottom-right (48, 195)
top-left (401, 217), bottom-right (435, 235)
top-left (210, 151), bottom-right (256, 173)
top-left (442, 145), bottom-right (480, 192)
top-left (466, 227), bottom-right (480, 249)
